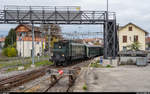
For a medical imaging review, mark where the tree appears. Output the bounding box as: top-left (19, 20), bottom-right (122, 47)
top-left (4, 28), bottom-right (16, 48)
top-left (94, 40), bottom-right (101, 45)
top-left (42, 24), bottom-right (63, 49)
top-left (127, 41), bottom-right (141, 51)
top-left (50, 24), bottom-right (63, 48)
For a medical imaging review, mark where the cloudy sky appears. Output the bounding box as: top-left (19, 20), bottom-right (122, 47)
top-left (0, 0), bottom-right (150, 37)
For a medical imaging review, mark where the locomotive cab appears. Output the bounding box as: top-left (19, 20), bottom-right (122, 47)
top-left (52, 41), bottom-right (68, 66)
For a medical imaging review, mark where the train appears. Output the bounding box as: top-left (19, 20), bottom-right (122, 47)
top-left (51, 40), bottom-right (104, 66)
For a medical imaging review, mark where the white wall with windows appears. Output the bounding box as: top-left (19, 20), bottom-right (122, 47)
top-left (16, 40), bottom-right (45, 57)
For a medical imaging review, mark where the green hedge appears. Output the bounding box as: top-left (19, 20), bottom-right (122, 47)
top-left (2, 47), bottom-right (18, 57)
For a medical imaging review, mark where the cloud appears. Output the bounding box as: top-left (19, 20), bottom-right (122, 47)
top-left (0, 0), bottom-right (150, 36)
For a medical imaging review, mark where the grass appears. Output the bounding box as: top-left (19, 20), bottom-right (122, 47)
top-left (7, 67), bottom-right (18, 72)
top-left (90, 60), bottom-right (105, 68)
top-left (106, 64), bottom-right (113, 68)
top-left (90, 60), bottom-right (113, 68)
top-left (5, 60), bottom-right (53, 73)
top-left (0, 55), bottom-right (50, 68)
top-left (0, 61), bottom-right (23, 69)
top-left (82, 84), bottom-right (88, 90)
top-left (34, 60), bottom-right (53, 67)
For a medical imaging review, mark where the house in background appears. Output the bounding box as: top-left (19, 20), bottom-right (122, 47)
top-left (118, 22), bottom-right (148, 51)
top-left (83, 38), bottom-right (103, 46)
top-left (0, 37), bottom-right (5, 49)
top-left (146, 37), bottom-right (150, 50)
top-left (15, 24), bottom-right (46, 57)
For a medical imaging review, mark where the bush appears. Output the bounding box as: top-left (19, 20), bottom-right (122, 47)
top-left (106, 65), bottom-right (111, 68)
top-left (90, 63), bottom-right (99, 68)
top-left (2, 47), bottom-right (18, 57)
top-left (8, 47), bottom-right (17, 57)
top-left (83, 84), bottom-right (87, 90)
top-left (2, 48), bottom-right (9, 56)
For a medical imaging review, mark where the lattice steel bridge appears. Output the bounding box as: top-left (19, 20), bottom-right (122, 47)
top-left (0, 5), bottom-right (119, 60)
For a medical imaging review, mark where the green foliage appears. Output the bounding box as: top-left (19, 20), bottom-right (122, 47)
top-left (2, 47), bottom-right (18, 57)
top-left (127, 41), bottom-right (141, 51)
top-left (35, 60), bottom-right (53, 67)
top-left (4, 60), bottom-right (53, 72)
top-left (4, 28), bottom-right (16, 48)
top-left (106, 65), bottom-right (112, 68)
top-left (90, 63), bottom-right (99, 68)
top-left (94, 40), bottom-right (101, 45)
top-left (90, 60), bottom-right (104, 68)
top-left (83, 84), bottom-right (87, 90)
top-left (2, 48), bottom-right (9, 56)
top-left (44, 24), bottom-right (63, 49)
top-left (7, 47), bottom-right (18, 57)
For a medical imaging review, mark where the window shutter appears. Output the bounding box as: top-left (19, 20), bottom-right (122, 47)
top-left (129, 27), bottom-right (132, 31)
top-left (134, 35), bottom-right (138, 42)
top-left (123, 36), bottom-right (127, 43)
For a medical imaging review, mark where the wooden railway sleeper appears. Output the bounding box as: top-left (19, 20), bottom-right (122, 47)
top-left (0, 70), bottom-right (43, 85)
top-left (0, 71), bottom-right (45, 91)
top-left (0, 72), bottom-right (42, 91)
top-left (69, 75), bottom-right (75, 87)
top-left (50, 75), bottom-right (57, 83)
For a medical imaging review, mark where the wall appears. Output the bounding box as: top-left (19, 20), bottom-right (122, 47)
top-left (120, 56), bottom-right (147, 65)
top-left (17, 40), bottom-right (45, 57)
top-left (118, 24), bottom-right (146, 51)
top-left (0, 42), bottom-right (4, 49)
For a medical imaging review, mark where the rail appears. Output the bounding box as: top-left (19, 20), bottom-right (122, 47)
top-left (44, 67), bottom-right (81, 92)
top-left (0, 66), bottom-right (50, 91)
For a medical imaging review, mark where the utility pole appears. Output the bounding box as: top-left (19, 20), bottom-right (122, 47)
top-left (31, 23), bottom-right (35, 67)
top-left (22, 32), bottom-right (25, 64)
top-left (107, 0), bottom-right (109, 12)
top-left (104, 0), bottom-right (109, 59)
top-left (48, 25), bottom-right (51, 59)
top-left (40, 24), bottom-right (44, 56)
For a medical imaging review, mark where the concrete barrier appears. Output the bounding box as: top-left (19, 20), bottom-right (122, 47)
top-left (120, 57), bottom-right (147, 65)
top-left (103, 58), bottom-right (119, 67)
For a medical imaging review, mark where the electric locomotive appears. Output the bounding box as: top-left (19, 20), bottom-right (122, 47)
top-left (51, 40), bottom-right (103, 66)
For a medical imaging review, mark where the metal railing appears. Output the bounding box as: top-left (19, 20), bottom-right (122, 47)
top-left (0, 5), bottom-right (116, 24)
top-left (4, 5), bottom-right (81, 11)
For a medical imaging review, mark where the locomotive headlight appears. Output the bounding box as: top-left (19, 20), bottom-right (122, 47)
top-left (62, 54), bottom-right (64, 57)
top-left (59, 46), bottom-right (62, 49)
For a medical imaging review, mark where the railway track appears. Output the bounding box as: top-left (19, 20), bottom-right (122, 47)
top-left (44, 72), bottom-right (79, 92)
top-left (43, 58), bottom-right (95, 92)
top-left (0, 66), bottom-right (50, 91)
top-left (0, 57), bottom-right (99, 92)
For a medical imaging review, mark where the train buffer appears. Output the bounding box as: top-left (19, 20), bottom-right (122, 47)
top-left (47, 69), bottom-right (77, 76)
top-left (46, 67), bottom-right (81, 89)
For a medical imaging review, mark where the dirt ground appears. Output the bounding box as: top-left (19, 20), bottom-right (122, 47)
top-left (10, 58), bottom-right (150, 92)
top-left (73, 64), bottom-right (150, 92)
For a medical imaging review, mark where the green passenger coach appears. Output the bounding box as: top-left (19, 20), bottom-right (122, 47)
top-left (51, 40), bottom-right (103, 66)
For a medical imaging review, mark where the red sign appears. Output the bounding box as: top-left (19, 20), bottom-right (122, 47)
top-left (58, 70), bottom-right (64, 75)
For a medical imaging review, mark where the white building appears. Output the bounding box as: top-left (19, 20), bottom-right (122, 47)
top-left (0, 37), bottom-right (5, 49)
top-left (15, 24), bottom-right (45, 57)
top-left (118, 23), bottom-right (148, 51)
top-left (83, 38), bottom-right (103, 46)
top-left (17, 38), bottom-right (45, 57)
